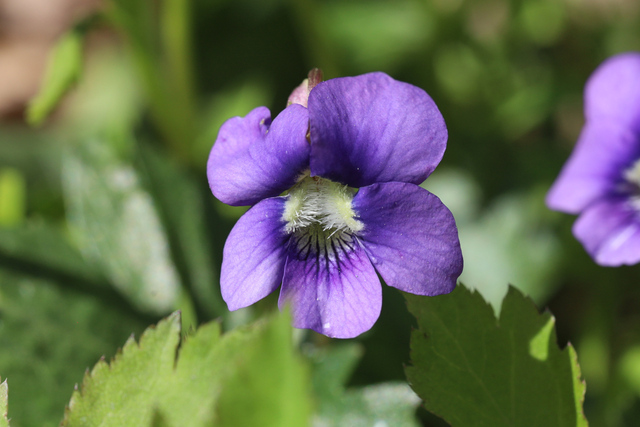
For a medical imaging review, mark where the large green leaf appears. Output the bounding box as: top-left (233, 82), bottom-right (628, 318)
top-left (62, 141), bottom-right (182, 314)
top-left (405, 285), bottom-right (587, 427)
top-left (61, 310), bottom-right (312, 426)
top-left (308, 344), bottom-right (421, 426)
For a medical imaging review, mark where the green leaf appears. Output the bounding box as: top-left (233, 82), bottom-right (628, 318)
top-left (0, 168), bottom-right (26, 227)
top-left (137, 144), bottom-right (225, 318)
top-left (405, 285), bottom-right (587, 427)
top-left (216, 312), bottom-right (312, 427)
top-left (62, 140), bottom-right (182, 314)
top-left (0, 379), bottom-right (8, 427)
top-left (27, 29), bottom-right (84, 126)
top-left (0, 223), bottom-right (103, 285)
top-left (0, 269), bottom-right (147, 427)
top-left (61, 310), bottom-right (312, 426)
top-left (308, 344), bottom-right (421, 426)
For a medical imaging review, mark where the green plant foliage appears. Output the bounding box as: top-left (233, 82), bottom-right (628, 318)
top-left (0, 223), bottom-right (104, 285)
top-left (137, 145), bottom-right (224, 318)
top-left (405, 285), bottom-right (587, 427)
top-left (0, 379), bottom-right (7, 427)
top-left (0, 270), bottom-right (147, 427)
top-left (62, 140), bottom-right (182, 315)
top-left (27, 29), bottom-right (84, 126)
top-left (61, 310), bottom-right (312, 426)
top-left (308, 343), bottom-right (421, 426)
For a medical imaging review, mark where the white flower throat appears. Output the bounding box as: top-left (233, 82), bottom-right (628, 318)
top-left (283, 173), bottom-right (364, 259)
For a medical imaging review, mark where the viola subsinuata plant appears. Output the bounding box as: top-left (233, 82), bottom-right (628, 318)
top-left (547, 53), bottom-right (640, 266)
top-left (208, 70), bottom-right (463, 338)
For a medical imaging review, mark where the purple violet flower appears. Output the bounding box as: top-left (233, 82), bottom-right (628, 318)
top-left (208, 71), bottom-right (463, 338)
top-left (547, 52), bottom-right (640, 266)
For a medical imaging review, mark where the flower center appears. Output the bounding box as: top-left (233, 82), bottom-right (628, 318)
top-left (283, 174), bottom-right (363, 259)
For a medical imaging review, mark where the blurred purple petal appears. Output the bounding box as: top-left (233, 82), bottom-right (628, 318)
top-left (573, 196), bottom-right (640, 266)
top-left (585, 53), bottom-right (640, 133)
top-left (308, 72), bottom-right (447, 187)
top-left (221, 197), bottom-right (289, 310)
top-left (353, 182), bottom-right (462, 296)
top-left (547, 122), bottom-right (640, 213)
top-left (207, 104), bottom-right (310, 206)
top-left (278, 242), bottom-right (381, 338)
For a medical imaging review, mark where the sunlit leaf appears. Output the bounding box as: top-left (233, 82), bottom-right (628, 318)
top-left (27, 29), bottom-right (84, 126)
top-left (61, 310), bottom-right (312, 427)
top-left (405, 285), bottom-right (587, 427)
top-left (62, 140), bottom-right (181, 314)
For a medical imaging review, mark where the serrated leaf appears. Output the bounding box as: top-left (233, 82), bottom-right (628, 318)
top-left (62, 310), bottom-right (312, 427)
top-left (27, 29), bottom-right (84, 126)
top-left (62, 140), bottom-right (181, 314)
top-left (405, 285), bottom-right (587, 427)
top-left (308, 344), bottom-right (421, 427)
top-left (0, 379), bottom-right (8, 427)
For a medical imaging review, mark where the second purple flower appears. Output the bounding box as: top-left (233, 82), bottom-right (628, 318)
top-left (208, 71), bottom-right (463, 338)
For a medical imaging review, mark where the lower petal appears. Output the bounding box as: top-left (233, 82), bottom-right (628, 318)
top-left (279, 238), bottom-right (381, 339)
top-left (352, 182), bottom-right (463, 296)
top-left (221, 197), bottom-right (289, 310)
top-left (573, 196), bottom-right (640, 266)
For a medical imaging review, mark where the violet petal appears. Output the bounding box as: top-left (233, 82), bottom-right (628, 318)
top-left (221, 197), bottom-right (289, 310)
top-left (585, 52), bottom-right (640, 134)
top-left (207, 104), bottom-right (310, 206)
top-left (278, 241), bottom-right (382, 339)
top-left (308, 72), bottom-right (447, 187)
top-left (573, 196), bottom-right (640, 266)
top-left (353, 182), bottom-right (462, 296)
top-left (546, 122), bottom-right (640, 213)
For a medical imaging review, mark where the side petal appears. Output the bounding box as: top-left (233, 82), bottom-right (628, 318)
top-left (546, 122), bottom-right (640, 213)
top-left (278, 239), bottom-right (382, 339)
top-left (573, 196), bottom-right (640, 266)
top-left (585, 52), bottom-right (640, 133)
top-left (308, 72), bottom-right (447, 187)
top-left (207, 105), bottom-right (310, 206)
top-left (221, 197), bottom-right (289, 310)
top-left (352, 182), bottom-right (463, 296)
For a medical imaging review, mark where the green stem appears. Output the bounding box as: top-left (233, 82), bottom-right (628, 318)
top-left (160, 0), bottom-right (197, 160)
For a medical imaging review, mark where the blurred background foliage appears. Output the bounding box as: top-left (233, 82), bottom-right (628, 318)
top-left (0, 0), bottom-right (639, 425)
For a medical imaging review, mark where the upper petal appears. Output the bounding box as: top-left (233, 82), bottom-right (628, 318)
top-left (546, 121), bottom-right (640, 213)
top-left (207, 104), bottom-right (310, 206)
top-left (585, 52), bottom-right (640, 133)
top-left (573, 196), bottom-right (640, 266)
top-left (308, 72), bottom-right (447, 187)
top-left (352, 182), bottom-right (462, 296)
top-left (278, 236), bottom-right (382, 338)
top-left (221, 197), bottom-right (289, 310)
